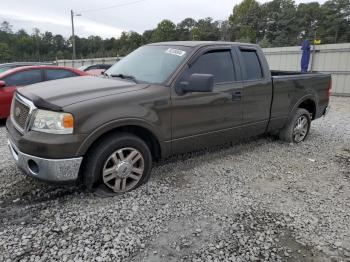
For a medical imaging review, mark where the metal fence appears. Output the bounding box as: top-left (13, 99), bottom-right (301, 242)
top-left (56, 57), bottom-right (120, 68)
top-left (262, 43), bottom-right (350, 96)
top-left (56, 43), bottom-right (350, 96)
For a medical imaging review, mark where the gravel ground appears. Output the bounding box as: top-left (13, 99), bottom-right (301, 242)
top-left (0, 96), bottom-right (349, 262)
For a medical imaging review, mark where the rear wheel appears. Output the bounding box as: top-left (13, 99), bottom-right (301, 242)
top-left (83, 132), bottom-right (152, 193)
top-left (279, 108), bottom-right (311, 143)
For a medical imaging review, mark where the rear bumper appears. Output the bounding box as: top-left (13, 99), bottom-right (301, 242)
top-left (7, 138), bottom-right (82, 183)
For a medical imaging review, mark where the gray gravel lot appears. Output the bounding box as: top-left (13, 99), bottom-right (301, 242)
top-left (0, 96), bottom-right (349, 262)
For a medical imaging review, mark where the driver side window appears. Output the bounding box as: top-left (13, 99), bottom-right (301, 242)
top-left (181, 50), bottom-right (236, 84)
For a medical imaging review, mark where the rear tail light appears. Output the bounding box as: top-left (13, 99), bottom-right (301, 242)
top-left (327, 79), bottom-right (332, 98)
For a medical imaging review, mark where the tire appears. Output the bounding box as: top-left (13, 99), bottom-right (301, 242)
top-left (279, 108), bottom-right (311, 143)
top-left (82, 132), bottom-right (152, 193)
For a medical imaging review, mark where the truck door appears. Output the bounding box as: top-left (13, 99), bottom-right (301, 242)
top-left (171, 46), bottom-right (243, 154)
top-left (235, 46), bottom-right (273, 137)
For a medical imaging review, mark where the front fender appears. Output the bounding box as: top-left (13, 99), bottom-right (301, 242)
top-left (76, 118), bottom-right (167, 156)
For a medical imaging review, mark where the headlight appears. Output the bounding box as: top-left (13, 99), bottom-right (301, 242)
top-left (31, 109), bottom-right (74, 134)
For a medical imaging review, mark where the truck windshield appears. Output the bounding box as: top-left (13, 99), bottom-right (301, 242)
top-left (105, 45), bottom-right (191, 84)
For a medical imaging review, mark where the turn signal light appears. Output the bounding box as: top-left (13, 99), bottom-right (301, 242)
top-left (63, 114), bottom-right (74, 128)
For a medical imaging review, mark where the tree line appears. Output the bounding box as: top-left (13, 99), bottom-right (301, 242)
top-left (0, 0), bottom-right (349, 63)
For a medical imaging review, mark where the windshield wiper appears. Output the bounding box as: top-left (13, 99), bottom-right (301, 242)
top-left (110, 74), bottom-right (139, 83)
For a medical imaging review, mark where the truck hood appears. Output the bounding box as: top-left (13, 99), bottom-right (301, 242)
top-left (19, 76), bottom-right (149, 109)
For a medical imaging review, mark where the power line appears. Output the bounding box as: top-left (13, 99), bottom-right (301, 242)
top-left (81, 15), bottom-right (114, 26)
top-left (81, 15), bottom-right (126, 32)
top-left (71, 0), bottom-right (147, 58)
top-left (77, 0), bottom-right (147, 14)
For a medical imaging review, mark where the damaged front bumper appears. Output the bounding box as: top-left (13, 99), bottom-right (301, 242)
top-left (7, 138), bottom-right (82, 183)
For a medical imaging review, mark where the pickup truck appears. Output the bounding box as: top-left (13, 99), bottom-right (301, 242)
top-left (6, 41), bottom-right (331, 194)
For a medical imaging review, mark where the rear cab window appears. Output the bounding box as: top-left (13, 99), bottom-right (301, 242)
top-left (239, 49), bottom-right (263, 80)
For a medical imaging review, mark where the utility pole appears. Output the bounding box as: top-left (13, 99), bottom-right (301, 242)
top-left (71, 10), bottom-right (76, 60)
top-left (70, 10), bottom-right (81, 61)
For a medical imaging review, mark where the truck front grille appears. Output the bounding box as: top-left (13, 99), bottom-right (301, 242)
top-left (11, 97), bottom-right (31, 131)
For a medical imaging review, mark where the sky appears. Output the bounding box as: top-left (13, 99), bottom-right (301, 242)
top-left (1, 0), bottom-right (326, 39)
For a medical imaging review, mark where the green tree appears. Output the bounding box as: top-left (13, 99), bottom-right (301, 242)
top-left (261, 0), bottom-right (299, 46)
top-left (296, 2), bottom-right (321, 40)
top-left (0, 0), bottom-right (350, 63)
top-left (0, 43), bottom-right (11, 61)
top-left (258, 37), bottom-right (272, 47)
top-left (193, 17), bottom-right (220, 40)
top-left (176, 18), bottom-right (196, 40)
top-left (229, 0), bottom-right (262, 43)
top-left (151, 20), bottom-right (177, 42)
top-left (318, 0), bottom-right (350, 43)
top-left (52, 34), bottom-right (66, 51)
top-left (218, 20), bottom-right (233, 41)
top-left (0, 21), bottom-right (13, 33)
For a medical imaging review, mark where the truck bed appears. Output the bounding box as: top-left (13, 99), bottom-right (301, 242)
top-left (267, 71), bottom-right (331, 132)
top-left (271, 70), bottom-right (322, 76)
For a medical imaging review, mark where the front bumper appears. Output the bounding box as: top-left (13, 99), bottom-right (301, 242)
top-left (8, 139), bottom-right (82, 183)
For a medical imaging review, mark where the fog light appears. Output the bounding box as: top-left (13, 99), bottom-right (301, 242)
top-left (28, 160), bottom-right (39, 175)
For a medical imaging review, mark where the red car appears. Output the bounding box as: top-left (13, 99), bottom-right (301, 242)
top-left (0, 66), bottom-right (87, 119)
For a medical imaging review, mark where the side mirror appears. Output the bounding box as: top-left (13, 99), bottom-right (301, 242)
top-left (177, 74), bottom-right (214, 95)
top-left (0, 80), bottom-right (5, 88)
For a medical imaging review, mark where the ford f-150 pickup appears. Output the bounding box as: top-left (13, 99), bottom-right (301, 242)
top-left (6, 41), bottom-right (331, 193)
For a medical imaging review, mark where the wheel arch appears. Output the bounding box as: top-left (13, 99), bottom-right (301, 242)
top-left (290, 95), bottom-right (317, 120)
top-left (297, 99), bottom-right (316, 119)
top-left (77, 119), bottom-right (164, 161)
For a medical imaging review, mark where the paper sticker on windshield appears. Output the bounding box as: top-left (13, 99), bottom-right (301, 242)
top-left (165, 48), bottom-right (186, 57)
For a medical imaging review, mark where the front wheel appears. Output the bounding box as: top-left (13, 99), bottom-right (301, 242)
top-left (82, 132), bottom-right (152, 193)
top-left (279, 108), bottom-right (311, 143)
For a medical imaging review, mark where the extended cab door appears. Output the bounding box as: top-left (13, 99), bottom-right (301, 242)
top-left (235, 46), bottom-right (273, 137)
top-left (171, 46), bottom-right (243, 154)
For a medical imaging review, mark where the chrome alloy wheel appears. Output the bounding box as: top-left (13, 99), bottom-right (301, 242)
top-left (292, 115), bottom-right (309, 143)
top-left (102, 147), bottom-right (144, 193)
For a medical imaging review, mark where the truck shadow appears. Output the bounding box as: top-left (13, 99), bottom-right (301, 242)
top-left (0, 168), bottom-right (85, 208)
top-left (0, 134), bottom-right (279, 203)
top-left (156, 134), bottom-right (274, 169)
top-left (151, 134), bottom-right (279, 189)
top-left (0, 119), bottom-right (6, 127)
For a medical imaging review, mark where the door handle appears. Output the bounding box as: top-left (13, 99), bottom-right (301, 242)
top-left (232, 91), bottom-right (242, 101)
